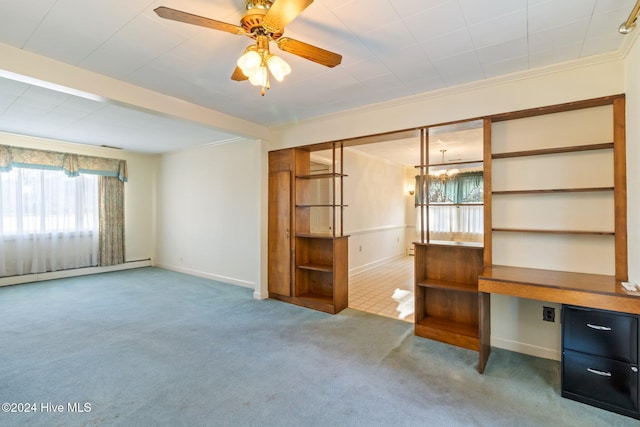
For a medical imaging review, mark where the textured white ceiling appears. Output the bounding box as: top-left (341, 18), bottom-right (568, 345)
top-left (0, 0), bottom-right (636, 153)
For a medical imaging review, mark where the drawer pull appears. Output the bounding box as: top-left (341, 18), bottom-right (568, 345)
top-left (586, 323), bottom-right (612, 331)
top-left (587, 368), bottom-right (612, 377)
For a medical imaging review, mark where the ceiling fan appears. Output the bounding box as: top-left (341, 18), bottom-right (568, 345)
top-left (154, 0), bottom-right (342, 95)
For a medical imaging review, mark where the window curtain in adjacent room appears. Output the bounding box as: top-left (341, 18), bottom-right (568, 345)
top-left (0, 145), bottom-right (127, 277)
top-left (415, 172), bottom-right (484, 243)
top-left (98, 176), bottom-right (125, 266)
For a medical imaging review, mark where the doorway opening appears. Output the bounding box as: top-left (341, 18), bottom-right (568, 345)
top-left (307, 121), bottom-right (484, 323)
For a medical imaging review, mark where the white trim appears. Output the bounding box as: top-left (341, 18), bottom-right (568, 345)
top-left (0, 259), bottom-right (152, 287)
top-left (349, 252), bottom-right (406, 276)
top-left (491, 337), bottom-right (560, 361)
top-left (154, 263), bottom-right (255, 290)
top-left (253, 289), bottom-right (268, 300)
top-left (347, 224), bottom-right (408, 236)
top-left (292, 52), bottom-right (623, 129)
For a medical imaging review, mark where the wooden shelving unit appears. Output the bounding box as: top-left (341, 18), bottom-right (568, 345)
top-left (268, 143), bottom-right (349, 315)
top-left (486, 95), bottom-right (626, 281)
top-left (413, 119), bottom-right (491, 373)
top-left (479, 95), bottom-right (630, 405)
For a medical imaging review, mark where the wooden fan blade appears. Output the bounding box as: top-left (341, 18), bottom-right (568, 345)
top-left (277, 37), bottom-right (342, 68)
top-left (154, 6), bottom-right (245, 35)
top-left (263, 0), bottom-right (313, 34)
top-left (231, 66), bottom-right (248, 81)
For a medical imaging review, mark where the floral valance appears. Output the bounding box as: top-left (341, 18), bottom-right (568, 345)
top-left (0, 145), bottom-right (127, 182)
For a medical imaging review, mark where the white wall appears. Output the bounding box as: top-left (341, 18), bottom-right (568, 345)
top-left (155, 138), bottom-right (263, 293)
top-left (270, 58), bottom-right (625, 150)
top-left (266, 54), bottom-right (632, 360)
top-left (625, 35), bottom-right (640, 285)
top-left (342, 148), bottom-right (409, 274)
top-left (0, 132), bottom-right (158, 264)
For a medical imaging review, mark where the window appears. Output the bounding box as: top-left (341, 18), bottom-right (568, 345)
top-left (0, 167), bottom-right (99, 276)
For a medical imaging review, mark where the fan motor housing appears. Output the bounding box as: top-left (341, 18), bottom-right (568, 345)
top-left (241, 0), bottom-right (283, 39)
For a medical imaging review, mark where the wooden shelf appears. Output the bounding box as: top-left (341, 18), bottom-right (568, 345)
top-left (296, 173), bottom-right (348, 179)
top-left (492, 228), bottom-right (615, 236)
top-left (296, 204), bottom-right (348, 208)
top-left (297, 263), bottom-right (332, 273)
top-left (420, 240), bottom-right (483, 248)
top-left (295, 292), bottom-right (337, 314)
top-left (492, 142), bottom-right (613, 159)
top-left (417, 278), bottom-right (478, 293)
top-left (296, 292), bottom-right (333, 304)
top-left (492, 187), bottom-right (614, 195)
top-left (295, 233), bottom-right (349, 239)
top-left (415, 316), bottom-right (479, 351)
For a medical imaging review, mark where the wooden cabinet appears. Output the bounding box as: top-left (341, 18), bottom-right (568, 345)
top-left (268, 144), bottom-right (349, 314)
top-left (268, 150), bottom-right (295, 297)
top-left (562, 305), bottom-right (639, 419)
top-left (414, 243), bottom-right (490, 372)
top-left (295, 234), bottom-right (348, 314)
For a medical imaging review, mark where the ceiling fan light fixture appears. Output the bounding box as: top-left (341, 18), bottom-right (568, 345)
top-left (237, 49), bottom-right (262, 78)
top-left (249, 65), bottom-right (268, 87)
top-left (154, 2), bottom-right (342, 95)
top-left (266, 54), bottom-right (291, 82)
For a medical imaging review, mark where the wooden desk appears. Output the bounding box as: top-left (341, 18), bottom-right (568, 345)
top-left (478, 265), bottom-right (640, 315)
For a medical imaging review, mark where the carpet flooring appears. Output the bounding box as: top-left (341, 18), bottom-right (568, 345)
top-left (0, 267), bottom-right (636, 426)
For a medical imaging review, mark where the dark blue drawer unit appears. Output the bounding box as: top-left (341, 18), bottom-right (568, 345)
top-left (562, 305), bottom-right (640, 419)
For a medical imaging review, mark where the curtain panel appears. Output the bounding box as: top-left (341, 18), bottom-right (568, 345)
top-left (98, 176), bottom-right (125, 266)
top-left (0, 145), bottom-right (127, 182)
top-left (415, 171), bottom-right (483, 205)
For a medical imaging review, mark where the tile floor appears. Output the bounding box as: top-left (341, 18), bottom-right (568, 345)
top-left (349, 256), bottom-right (415, 323)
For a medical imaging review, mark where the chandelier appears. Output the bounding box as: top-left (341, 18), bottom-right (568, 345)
top-left (429, 149), bottom-right (458, 183)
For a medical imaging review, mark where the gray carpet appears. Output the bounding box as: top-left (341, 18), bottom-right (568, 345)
top-left (0, 267), bottom-right (636, 426)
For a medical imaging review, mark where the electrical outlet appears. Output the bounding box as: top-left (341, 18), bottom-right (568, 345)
top-left (543, 306), bottom-right (555, 322)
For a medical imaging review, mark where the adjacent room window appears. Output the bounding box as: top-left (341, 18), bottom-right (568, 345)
top-left (0, 167), bottom-right (99, 276)
top-left (415, 172), bottom-right (484, 243)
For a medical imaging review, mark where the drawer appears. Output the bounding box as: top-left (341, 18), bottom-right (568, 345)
top-left (562, 350), bottom-right (639, 412)
top-left (563, 306), bottom-right (638, 363)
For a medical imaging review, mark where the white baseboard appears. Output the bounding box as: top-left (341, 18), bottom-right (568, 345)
top-left (253, 290), bottom-right (268, 300)
top-left (349, 252), bottom-right (407, 276)
top-left (155, 263), bottom-right (255, 290)
top-left (491, 337), bottom-right (561, 361)
top-left (0, 259), bottom-right (152, 287)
